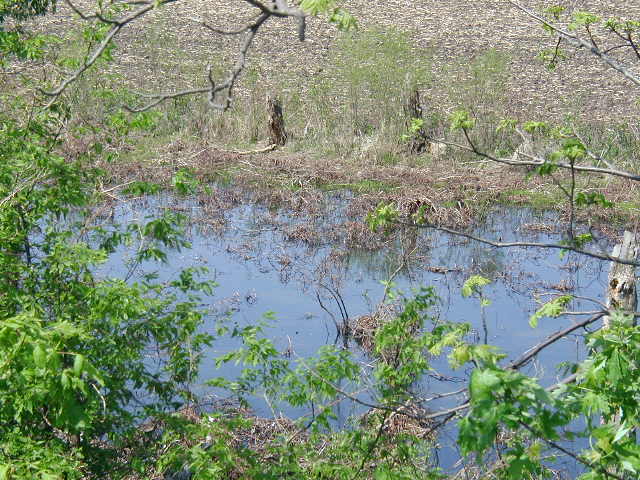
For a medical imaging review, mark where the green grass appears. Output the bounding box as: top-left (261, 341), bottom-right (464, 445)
top-left (318, 179), bottom-right (397, 194)
top-left (498, 188), bottom-right (563, 209)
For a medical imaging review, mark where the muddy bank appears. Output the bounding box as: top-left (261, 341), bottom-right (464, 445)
top-left (98, 147), bottom-right (638, 238)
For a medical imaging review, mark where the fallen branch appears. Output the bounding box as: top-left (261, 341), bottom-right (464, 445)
top-left (398, 219), bottom-right (640, 267)
top-left (232, 144), bottom-right (278, 155)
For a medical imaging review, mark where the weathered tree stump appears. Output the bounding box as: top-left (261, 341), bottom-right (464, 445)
top-left (403, 88), bottom-right (428, 154)
top-left (605, 230), bottom-right (638, 328)
top-left (511, 129), bottom-right (534, 163)
top-left (267, 95), bottom-right (287, 147)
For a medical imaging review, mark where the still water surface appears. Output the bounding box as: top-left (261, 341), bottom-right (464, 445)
top-left (100, 188), bottom-right (611, 474)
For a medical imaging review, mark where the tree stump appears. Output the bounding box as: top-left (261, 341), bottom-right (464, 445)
top-left (267, 95), bottom-right (287, 147)
top-left (605, 230), bottom-right (638, 328)
top-left (403, 88), bottom-right (428, 154)
top-left (511, 129), bottom-right (534, 164)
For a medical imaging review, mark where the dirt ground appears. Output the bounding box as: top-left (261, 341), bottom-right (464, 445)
top-left (30, 0), bottom-right (640, 121)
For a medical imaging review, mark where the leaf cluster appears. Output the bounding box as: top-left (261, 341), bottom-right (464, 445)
top-left (0, 111), bottom-right (214, 477)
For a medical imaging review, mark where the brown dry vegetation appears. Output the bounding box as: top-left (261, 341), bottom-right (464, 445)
top-left (99, 144), bottom-right (640, 233)
top-left (9, 0), bottom-right (640, 231)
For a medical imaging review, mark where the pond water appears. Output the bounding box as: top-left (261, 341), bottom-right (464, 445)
top-left (99, 187), bottom-right (613, 475)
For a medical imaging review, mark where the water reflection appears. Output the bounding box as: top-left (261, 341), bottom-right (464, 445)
top-left (97, 188), bottom-right (611, 474)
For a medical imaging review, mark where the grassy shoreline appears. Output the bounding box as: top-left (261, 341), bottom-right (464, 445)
top-left (97, 136), bottom-right (640, 241)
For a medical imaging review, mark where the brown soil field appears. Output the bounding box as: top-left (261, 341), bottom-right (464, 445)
top-left (31, 0), bottom-right (640, 121)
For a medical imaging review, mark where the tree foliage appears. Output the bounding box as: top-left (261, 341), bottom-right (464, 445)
top-left (0, 0), bottom-right (55, 23)
top-left (0, 108), bottom-right (216, 477)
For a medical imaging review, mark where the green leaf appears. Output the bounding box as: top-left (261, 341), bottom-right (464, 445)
top-left (523, 121), bottom-right (548, 133)
top-left (613, 423), bottom-right (632, 444)
top-left (569, 11), bottom-right (600, 31)
top-left (529, 295), bottom-right (572, 328)
top-left (32, 343), bottom-right (46, 368)
top-left (607, 350), bottom-right (622, 382)
top-left (461, 275), bottom-right (491, 298)
top-left (374, 467), bottom-right (391, 480)
top-left (450, 110), bottom-right (475, 131)
top-left (561, 138), bottom-right (586, 161)
top-left (544, 5), bottom-right (565, 20)
top-left (469, 368), bottom-right (501, 402)
top-left (575, 192), bottom-right (612, 208)
top-left (366, 202), bottom-right (399, 233)
top-left (73, 354), bottom-right (85, 376)
top-left (329, 7), bottom-right (357, 31)
top-left (450, 345), bottom-right (471, 368)
top-left (172, 168), bottom-right (199, 196)
top-left (496, 118), bottom-right (517, 133)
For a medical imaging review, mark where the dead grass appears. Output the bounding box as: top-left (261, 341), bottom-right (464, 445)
top-left (360, 403), bottom-right (436, 440)
top-left (351, 302), bottom-right (401, 356)
top-left (96, 142), bottom-right (640, 235)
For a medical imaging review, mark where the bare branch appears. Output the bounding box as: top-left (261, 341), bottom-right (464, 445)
top-left (126, 0), bottom-right (309, 112)
top-left (42, 0), bottom-right (176, 105)
top-left (399, 219), bottom-right (640, 266)
top-left (64, 0), bottom-right (122, 25)
top-left (568, 295), bottom-right (608, 310)
top-left (434, 136), bottom-right (640, 182)
top-left (506, 313), bottom-right (605, 370)
top-left (603, 43), bottom-right (633, 55)
top-left (584, 24), bottom-right (599, 50)
top-left (211, 12), bottom-right (270, 110)
top-left (64, 0), bottom-right (105, 22)
top-left (127, 11), bottom-right (271, 112)
top-left (244, 0), bottom-right (305, 19)
top-left (0, 170), bottom-right (47, 207)
top-left (201, 21), bottom-right (249, 36)
top-left (547, 372), bottom-right (578, 391)
top-left (608, 27), bottom-right (640, 61)
top-left (508, 0), bottom-right (640, 87)
top-left (572, 128), bottom-right (616, 170)
top-left (316, 291), bottom-right (340, 332)
top-left (124, 87), bottom-right (210, 113)
top-left (627, 32), bottom-right (640, 61)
